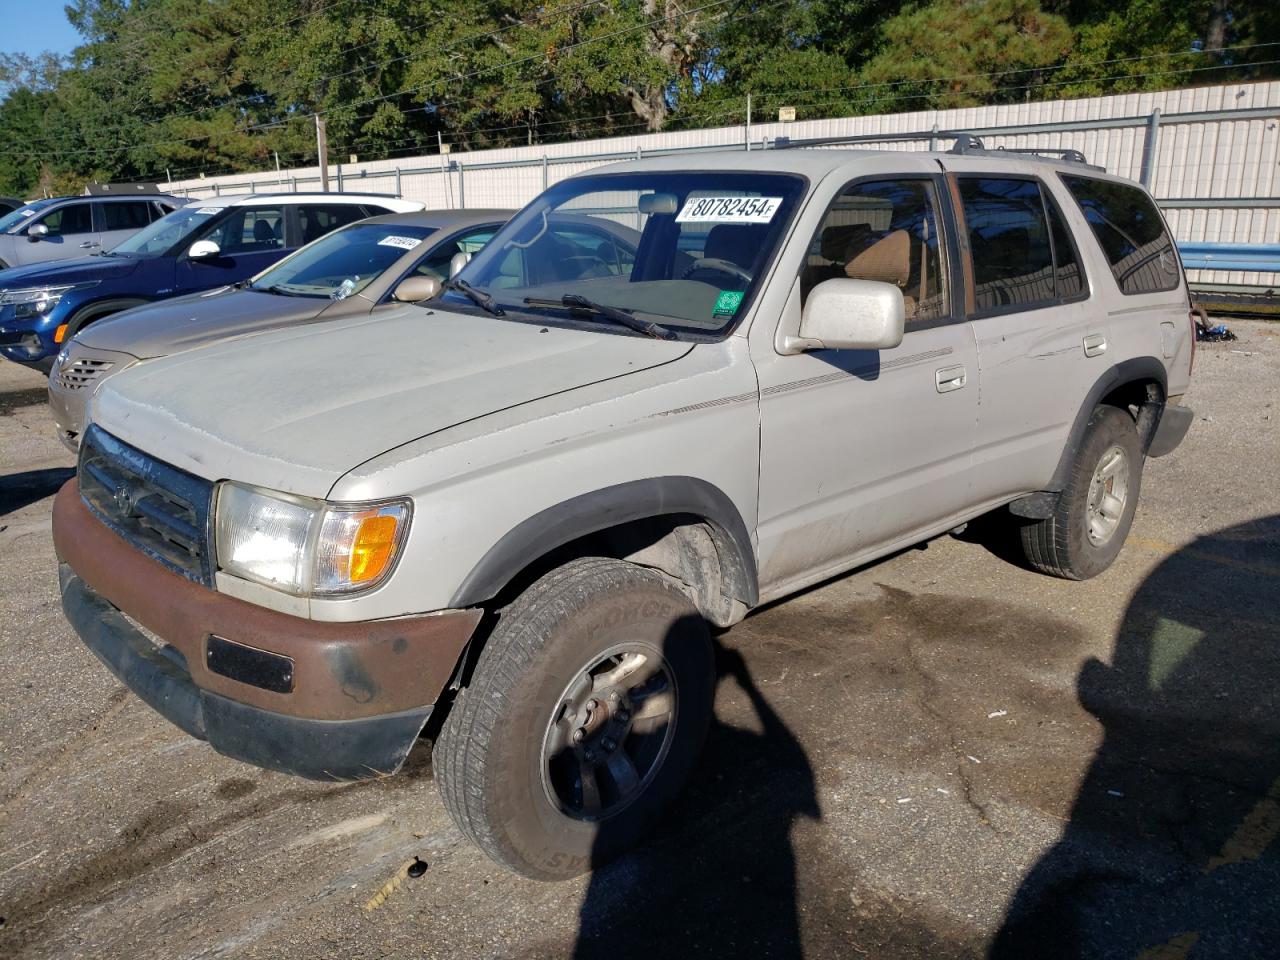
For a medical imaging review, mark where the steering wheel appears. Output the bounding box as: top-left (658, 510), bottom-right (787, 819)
top-left (680, 257), bottom-right (754, 286)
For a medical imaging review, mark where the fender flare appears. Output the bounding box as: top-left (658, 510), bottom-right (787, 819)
top-left (1010, 356), bottom-right (1167, 519)
top-left (449, 476), bottom-right (759, 609)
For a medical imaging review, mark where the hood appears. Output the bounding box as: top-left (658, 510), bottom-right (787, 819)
top-left (0, 255), bottom-right (139, 288)
top-left (77, 286), bottom-right (330, 358)
top-left (93, 307), bottom-right (692, 497)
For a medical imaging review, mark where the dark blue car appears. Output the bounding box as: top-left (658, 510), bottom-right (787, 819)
top-left (0, 193), bottom-right (423, 371)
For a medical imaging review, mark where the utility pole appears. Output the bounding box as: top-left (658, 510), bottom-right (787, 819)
top-left (315, 114), bottom-right (330, 193)
top-left (745, 93), bottom-right (752, 151)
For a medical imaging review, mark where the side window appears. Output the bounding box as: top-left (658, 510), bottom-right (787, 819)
top-left (207, 207), bottom-right (285, 254)
top-left (802, 179), bottom-right (949, 326)
top-left (1046, 196), bottom-right (1084, 299)
top-left (298, 204), bottom-right (367, 245)
top-left (102, 201), bottom-right (153, 231)
top-left (37, 203), bottom-right (93, 237)
top-left (414, 228), bottom-right (497, 281)
top-left (1061, 175), bottom-right (1180, 295)
top-left (959, 178), bottom-right (1057, 312)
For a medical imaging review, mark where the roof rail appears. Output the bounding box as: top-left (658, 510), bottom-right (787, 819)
top-left (771, 129), bottom-right (1101, 169)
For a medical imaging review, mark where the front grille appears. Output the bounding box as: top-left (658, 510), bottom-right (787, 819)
top-left (78, 424), bottom-right (215, 585)
top-left (55, 358), bottom-right (114, 391)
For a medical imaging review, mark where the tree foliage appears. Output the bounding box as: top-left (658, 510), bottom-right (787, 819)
top-left (0, 0), bottom-right (1273, 196)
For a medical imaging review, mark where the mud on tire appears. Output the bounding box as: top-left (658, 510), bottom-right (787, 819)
top-left (433, 557), bottom-right (713, 880)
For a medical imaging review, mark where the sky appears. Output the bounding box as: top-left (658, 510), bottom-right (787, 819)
top-left (0, 2), bottom-right (82, 58)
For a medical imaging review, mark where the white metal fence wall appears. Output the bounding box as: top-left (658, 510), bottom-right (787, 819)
top-left (169, 81), bottom-right (1280, 288)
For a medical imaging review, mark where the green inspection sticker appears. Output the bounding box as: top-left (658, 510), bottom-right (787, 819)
top-left (713, 290), bottom-right (745, 319)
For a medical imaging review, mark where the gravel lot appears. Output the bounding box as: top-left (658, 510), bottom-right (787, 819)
top-left (1, 322), bottom-right (1277, 959)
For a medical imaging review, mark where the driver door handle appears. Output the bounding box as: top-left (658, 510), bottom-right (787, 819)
top-left (935, 364), bottom-right (968, 393)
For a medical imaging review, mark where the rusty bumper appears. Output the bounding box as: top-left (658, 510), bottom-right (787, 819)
top-left (53, 479), bottom-right (481, 780)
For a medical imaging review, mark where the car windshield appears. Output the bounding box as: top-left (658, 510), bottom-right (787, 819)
top-left (248, 222), bottom-right (434, 298)
top-left (107, 203), bottom-right (225, 257)
top-left (447, 171), bottom-right (806, 339)
top-left (0, 199), bottom-right (56, 233)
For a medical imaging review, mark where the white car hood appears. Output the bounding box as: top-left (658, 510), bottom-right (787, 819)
top-left (92, 307), bottom-right (691, 497)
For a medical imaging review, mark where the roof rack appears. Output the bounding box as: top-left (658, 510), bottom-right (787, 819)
top-left (771, 130), bottom-right (1102, 169)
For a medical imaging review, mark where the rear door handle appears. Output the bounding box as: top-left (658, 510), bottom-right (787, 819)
top-left (1083, 333), bottom-right (1107, 357)
top-left (935, 364), bottom-right (968, 393)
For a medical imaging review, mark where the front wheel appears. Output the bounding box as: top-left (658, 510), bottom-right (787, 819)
top-left (433, 557), bottom-right (713, 879)
top-left (1021, 404), bottom-right (1143, 580)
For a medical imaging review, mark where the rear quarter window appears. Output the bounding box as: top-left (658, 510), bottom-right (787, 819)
top-left (1061, 176), bottom-right (1180, 295)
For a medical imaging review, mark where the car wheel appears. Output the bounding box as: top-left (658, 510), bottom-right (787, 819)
top-left (1021, 404), bottom-right (1143, 580)
top-left (433, 556), bottom-right (713, 880)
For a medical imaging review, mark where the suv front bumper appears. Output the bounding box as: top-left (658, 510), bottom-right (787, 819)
top-left (53, 480), bottom-right (482, 781)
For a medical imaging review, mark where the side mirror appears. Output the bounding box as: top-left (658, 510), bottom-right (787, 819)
top-left (393, 275), bottom-right (442, 303)
top-left (187, 238), bottom-right (221, 260)
top-left (28, 223), bottom-right (48, 242)
top-left (448, 251), bottom-right (471, 278)
top-left (790, 278), bottom-right (905, 352)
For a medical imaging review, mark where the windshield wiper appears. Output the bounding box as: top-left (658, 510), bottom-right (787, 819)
top-left (444, 278), bottom-right (504, 316)
top-left (523, 294), bottom-right (675, 340)
top-left (260, 284), bottom-right (310, 298)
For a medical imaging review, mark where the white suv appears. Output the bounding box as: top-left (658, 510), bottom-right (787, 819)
top-left (52, 144), bottom-right (1193, 880)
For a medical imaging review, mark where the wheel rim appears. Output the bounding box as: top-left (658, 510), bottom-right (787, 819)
top-left (1086, 443), bottom-right (1130, 546)
top-left (540, 643), bottom-right (678, 822)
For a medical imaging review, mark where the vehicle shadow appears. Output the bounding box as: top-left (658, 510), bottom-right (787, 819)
top-left (990, 515), bottom-right (1280, 958)
top-left (572, 631), bottom-right (820, 959)
top-left (0, 468), bottom-right (75, 518)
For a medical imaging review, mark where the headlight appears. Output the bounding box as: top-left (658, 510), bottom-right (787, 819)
top-left (215, 483), bottom-right (411, 596)
top-left (1, 283), bottom-right (97, 319)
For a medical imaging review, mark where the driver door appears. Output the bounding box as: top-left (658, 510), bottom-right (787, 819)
top-left (753, 175), bottom-right (980, 595)
top-left (174, 206), bottom-right (289, 293)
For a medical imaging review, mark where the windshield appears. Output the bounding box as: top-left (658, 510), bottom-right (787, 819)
top-left (248, 222), bottom-right (434, 298)
top-left (0, 199), bottom-right (56, 233)
top-left (448, 171), bottom-right (806, 339)
top-left (108, 203), bottom-right (224, 257)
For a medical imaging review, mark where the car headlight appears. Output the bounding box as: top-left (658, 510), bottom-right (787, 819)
top-left (1, 283), bottom-right (97, 319)
top-left (215, 483), bottom-right (411, 596)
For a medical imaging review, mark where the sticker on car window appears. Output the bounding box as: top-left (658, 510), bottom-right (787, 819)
top-left (378, 235), bottom-right (422, 250)
top-left (676, 196), bottom-right (783, 224)
top-left (713, 290), bottom-right (745, 319)
top-left (194, 207), bottom-right (224, 215)
top-left (17, 209), bottom-right (37, 218)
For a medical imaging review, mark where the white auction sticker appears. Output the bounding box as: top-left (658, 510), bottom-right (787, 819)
top-left (194, 207), bottom-right (224, 215)
top-left (17, 209), bottom-right (37, 218)
top-left (377, 235), bottom-right (423, 250)
top-left (675, 195), bottom-right (783, 224)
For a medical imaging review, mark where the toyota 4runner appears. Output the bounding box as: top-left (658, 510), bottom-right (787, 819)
top-left (52, 143), bottom-right (1194, 880)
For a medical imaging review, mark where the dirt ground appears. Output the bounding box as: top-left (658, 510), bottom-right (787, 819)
top-left (1, 321), bottom-right (1277, 960)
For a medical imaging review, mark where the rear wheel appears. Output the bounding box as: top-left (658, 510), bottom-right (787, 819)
top-left (433, 557), bottom-right (713, 880)
top-left (1021, 404), bottom-right (1142, 579)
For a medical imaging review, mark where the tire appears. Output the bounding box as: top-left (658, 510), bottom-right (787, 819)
top-left (1021, 404), bottom-right (1143, 580)
top-left (433, 556), bottom-right (713, 880)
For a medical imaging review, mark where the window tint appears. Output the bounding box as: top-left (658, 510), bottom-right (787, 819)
top-left (960, 178), bottom-right (1059, 311)
top-left (803, 179), bottom-right (949, 325)
top-left (1062, 175), bottom-right (1180, 295)
top-left (1047, 196), bottom-right (1084, 299)
top-left (298, 204), bottom-right (368, 245)
top-left (205, 207), bottom-right (285, 254)
top-left (38, 203), bottom-right (93, 237)
top-left (102, 201), bottom-right (153, 231)
top-left (414, 228), bottom-right (498, 281)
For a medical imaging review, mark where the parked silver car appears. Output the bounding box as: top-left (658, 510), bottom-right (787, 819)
top-left (0, 194), bottom-right (182, 269)
top-left (48, 209), bottom-right (511, 450)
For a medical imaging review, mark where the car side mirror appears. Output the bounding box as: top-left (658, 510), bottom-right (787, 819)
top-left (448, 251), bottom-right (471, 278)
top-left (28, 223), bottom-right (48, 242)
top-left (187, 239), bottom-right (221, 260)
top-left (790, 278), bottom-right (905, 352)
top-left (393, 276), bottom-right (442, 303)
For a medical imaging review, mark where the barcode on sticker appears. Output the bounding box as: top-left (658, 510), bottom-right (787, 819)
top-left (377, 235), bottom-right (422, 250)
top-left (676, 196), bottom-right (782, 224)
